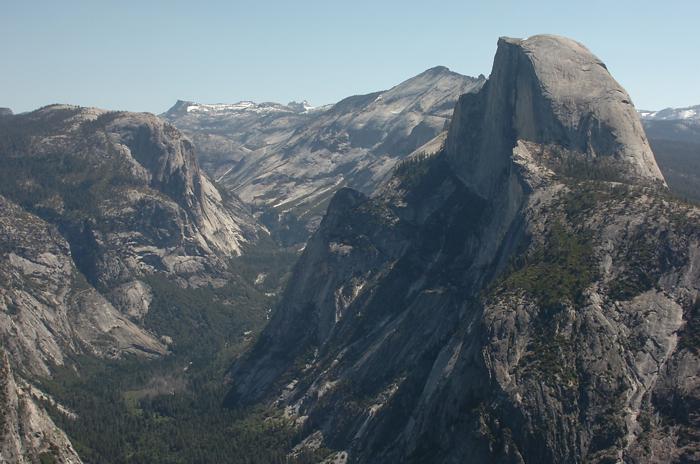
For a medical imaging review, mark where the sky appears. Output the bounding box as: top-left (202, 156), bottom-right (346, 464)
top-left (2, 0), bottom-right (699, 114)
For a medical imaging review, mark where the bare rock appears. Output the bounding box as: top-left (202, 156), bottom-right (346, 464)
top-left (0, 352), bottom-right (82, 464)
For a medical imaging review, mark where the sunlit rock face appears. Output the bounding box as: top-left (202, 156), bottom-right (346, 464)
top-left (163, 68), bottom-right (486, 243)
top-left (226, 35), bottom-right (699, 463)
top-left (0, 352), bottom-right (83, 464)
top-left (446, 34), bottom-right (665, 202)
top-left (0, 104), bottom-right (266, 375)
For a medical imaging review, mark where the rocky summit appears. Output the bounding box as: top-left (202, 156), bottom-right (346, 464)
top-left (446, 35), bottom-right (665, 200)
top-left (227, 35), bottom-right (700, 463)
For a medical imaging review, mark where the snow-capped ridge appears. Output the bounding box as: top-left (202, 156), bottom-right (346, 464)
top-left (166, 99), bottom-right (321, 117)
top-left (639, 104), bottom-right (700, 121)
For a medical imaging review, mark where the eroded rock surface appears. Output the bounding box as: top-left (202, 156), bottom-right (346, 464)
top-left (0, 353), bottom-right (82, 464)
top-left (227, 35), bottom-right (699, 463)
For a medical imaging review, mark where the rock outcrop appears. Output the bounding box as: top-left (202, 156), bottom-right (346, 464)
top-left (0, 104), bottom-right (269, 461)
top-left (0, 195), bottom-right (166, 377)
top-left (0, 352), bottom-right (82, 464)
top-left (0, 105), bottom-right (262, 290)
top-left (446, 35), bottom-right (665, 200)
top-left (0, 105), bottom-right (268, 371)
top-left (226, 35), bottom-right (699, 463)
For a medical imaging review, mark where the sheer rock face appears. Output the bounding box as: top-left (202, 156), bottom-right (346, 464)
top-left (446, 35), bottom-right (665, 201)
top-left (102, 111), bottom-right (262, 262)
top-left (227, 36), bottom-right (699, 463)
top-left (0, 353), bottom-right (83, 464)
top-left (0, 195), bottom-right (166, 378)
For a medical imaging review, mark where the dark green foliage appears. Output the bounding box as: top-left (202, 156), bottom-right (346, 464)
top-left (519, 329), bottom-right (578, 387)
top-left (557, 156), bottom-right (626, 183)
top-left (42, 361), bottom-right (297, 464)
top-left (38, 452), bottom-right (57, 464)
top-left (0, 148), bottom-right (137, 220)
top-left (649, 137), bottom-right (700, 204)
top-left (0, 113), bottom-right (139, 223)
top-left (562, 182), bottom-right (629, 223)
top-left (142, 274), bottom-right (270, 362)
top-left (501, 221), bottom-right (597, 313)
top-left (678, 297), bottom-right (700, 353)
top-left (607, 232), bottom-right (658, 301)
top-left (37, 271), bottom-right (288, 464)
top-left (393, 151), bottom-right (435, 189)
top-left (34, 236), bottom-right (303, 463)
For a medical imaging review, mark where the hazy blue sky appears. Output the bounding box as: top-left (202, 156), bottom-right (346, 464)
top-left (2, 0), bottom-right (698, 114)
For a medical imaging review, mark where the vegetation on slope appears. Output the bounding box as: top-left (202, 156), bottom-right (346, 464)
top-left (33, 238), bottom-right (305, 463)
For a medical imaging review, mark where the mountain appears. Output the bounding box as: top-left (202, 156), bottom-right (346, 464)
top-left (0, 194), bottom-right (166, 377)
top-left (640, 105), bottom-right (700, 202)
top-left (0, 105), bottom-right (273, 461)
top-left (0, 108), bottom-right (12, 117)
top-left (164, 67), bottom-right (486, 243)
top-left (226, 35), bottom-right (700, 463)
top-left (0, 104), bottom-right (269, 368)
top-left (640, 105), bottom-right (700, 122)
top-left (161, 99), bottom-right (322, 179)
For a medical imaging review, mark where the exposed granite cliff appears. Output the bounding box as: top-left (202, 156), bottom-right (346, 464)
top-left (0, 105), bottom-right (262, 289)
top-left (446, 35), bottom-right (665, 201)
top-left (0, 105), bottom-right (267, 371)
top-left (226, 35), bottom-right (699, 463)
top-left (0, 195), bottom-right (166, 377)
top-left (0, 352), bottom-right (82, 463)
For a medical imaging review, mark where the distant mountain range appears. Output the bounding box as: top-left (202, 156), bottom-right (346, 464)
top-left (639, 105), bottom-right (700, 202)
top-left (163, 67), bottom-right (486, 244)
top-left (639, 104), bottom-right (700, 121)
top-left (164, 79), bottom-right (700, 250)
